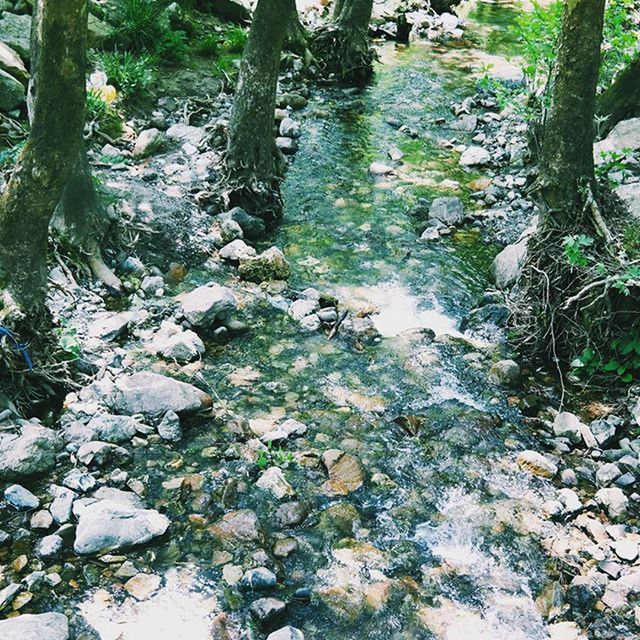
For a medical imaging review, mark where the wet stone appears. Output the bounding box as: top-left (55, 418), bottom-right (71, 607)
top-left (209, 509), bottom-right (263, 546)
top-left (256, 467), bottom-right (295, 499)
top-left (274, 501), bottom-right (309, 528)
top-left (36, 534), bottom-right (64, 560)
top-left (241, 567), bottom-right (277, 591)
top-left (157, 410), bottom-right (182, 442)
top-left (124, 572), bottom-right (162, 600)
top-left (516, 450), bottom-right (557, 479)
top-left (249, 597), bottom-right (287, 628)
top-left (488, 359), bottom-right (521, 387)
top-left (273, 537), bottom-right (298, 557)
top-left (4, 484), bottom-right (40, 510)
top-left (267, 626), bottom-right (304, 640)
top-left (30, 510), bottom-right (53, 530)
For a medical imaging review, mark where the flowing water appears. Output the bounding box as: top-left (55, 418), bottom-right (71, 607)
top-left (76, 3), bottom-right (560, 639)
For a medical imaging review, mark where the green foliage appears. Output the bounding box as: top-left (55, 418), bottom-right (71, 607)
top-left (601, 0), bottom-right (638, 87)
top-left (194, 34), bottom-right (221, 57)
top-left (86, 89), bottom-right (124, 138)
top-left (113, 0), bottom-right (187, 62)
top-left (94, 51), bottom-right (153, 101)
top-left (595, 149), bottom-right (637, 187)
top-left (222, 26), bottom-right (248, 54)
top-left (55, 326), bottom-right (81, 362)
top-left (572, 327), bottom-right (640, 383)
top-left (562, 235), bottom-right (594, 268)
top-left (255, 443), bottom-right (295, 470)
top-left (0, 142), bottom-right (25, 168)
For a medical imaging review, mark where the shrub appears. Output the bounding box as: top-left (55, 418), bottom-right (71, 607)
top-left (222, 26), bottom-right (248, 54)
top-left (86, 89), bottom-right (124, 139)
top-left (94, 51), bottom-right (153, 101)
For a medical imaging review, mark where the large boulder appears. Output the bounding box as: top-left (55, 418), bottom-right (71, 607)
top-left (0, 613), bottom-right (69, 640)
top-left (594, 118), bottom-right (640, 163)
top-left (181, 285), bottom-right (237, 326)
top-left (0, 42), bottom-right (28, 84)
top-left (0, 13), bottom-right (32, 60)
top-left (0, 423), bottom-right (59, 480)
top-left (107, 372), bottom-right (210, 416)
top-left (615, 182), bottom-right (640, 219)
top-left (74, 499), bottom-right (170, 555)
top-left (490, 240), bottom-right (527, 289)
top-left (0, 68), bottom-right (24, 112)
top-left (210, 0), bottom-right (251, 22)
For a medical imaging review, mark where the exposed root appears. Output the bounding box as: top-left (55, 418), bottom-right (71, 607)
top-left (86, 239), bottom-right (124, 294)
top-left (311, 25), bottom-right (376, 84)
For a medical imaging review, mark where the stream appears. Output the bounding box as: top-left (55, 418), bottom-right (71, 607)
top-left (74, 2), bottom-right (558, 639)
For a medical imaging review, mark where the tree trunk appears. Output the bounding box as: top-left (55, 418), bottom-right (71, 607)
top-left (539, 0), bottom-right (604, 219)
top-left (0, 0), bottom-right (87, 311)
top-left (597, 52), bottom-right (640, 136)
top-left (311, 0), bottom-right (375, 84)
top-left (285, 9), bottom-right (311, 59)
top-left (53, 146), bottom-right (123, 292)
top-left (333, 0), bottom-right (346, 19)
top-left (223, 0), bottom-right (295, 229)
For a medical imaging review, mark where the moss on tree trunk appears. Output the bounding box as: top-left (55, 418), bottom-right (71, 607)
top-left (597, 52), bottom-right (640, 136)
top-left (0, 0), bottom-right (88, 311)
top-left (223, 0), bottom-right (295, 229)
top-left (312, 0), bottom-right (375, 84)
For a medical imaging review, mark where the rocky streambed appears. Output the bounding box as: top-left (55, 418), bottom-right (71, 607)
top-left (1, 3), bottom-right (640, 640)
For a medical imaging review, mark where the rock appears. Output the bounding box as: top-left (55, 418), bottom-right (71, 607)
top-left (76, 441), bottom-right (129, 468)
top-left (87, 311), bottom-right (137, 340)
top-left (369, 162), bottom-right (394, 175)
top-left (256, 467), bottom-right (295, 499)
top-left (267, 627), bottom-right (304, 640)
top-left (561, 469), bottom-right (578, 487)
top-left (108, 372), bottom-right (210, 417)
top-left (211, 0), bottom-right (251, 21)
top-left (278, 93), bottom-right (307, 110)
top-left (4, 484), bottom-right (40, 510)
top-left (0, 67), bottom-right (24, 111)
top-left (219, 239), bottom-right (256, 262)
top-left (241, 567), bottom-right (277, 590)
top-left (74, 499), bottom-right (170, 555)
top-left (31, 510), bottom-right (53, 529)
top-left (614, 538), bottom-right (639, 562)
top-left (276, 137), bottom-right (298, 154)
top-left (181, 285), bottom-right (237, 326)
top-left (124, 573), bottom-right (162, 600)
top-left (557, 488), bottom-right (582, 514)
top-left (62, 469), bottom-right (97, 493)
top-left (280, 118), bottom-right (300, 138)
top-left (490, 240), bottom-right (527, 289)
top-left (274, 501), bottom-right (309, 527)
top-left (0, 612), bottom-right (69, 640)
top-left (590, 417), bottom-right (619, 448)
top-left (151, 321), bottom-right (205, 363)
top-left (288, 299), bottom-right (320, 321)
top-left (36, 534), bottom-right (64, 560)
top-left (596, 462), bottom-right (622, 487)
top-left (450, 114), bottom-right (477, 132)
top-left (166, 123), bottom-right (206, 146)
top-left (595, 487), bottom-right (628, 520)
top-left (250, 597), bottom-right (287, 628)
top-left (0, 423), bottom-right (59, 479)
top-left (0, 13), bottom-right (32, 60)
top-left (157, 411), bottom-right (182, 442)
top-left (548, 621), bottom-right (587, 640)
top-left (86, 413), bottom-right (141, 444)
top-left (516, 450), bottom-right (557, 478)
top-left (322, 450), bottom-right (364, 496)
top-left (615, 182), bottom-right (640, 219)
top-left (209, 509), bottom-right (263, 545)
top-left (459, 146), bottom-right (490, 167)
top-left (0, 41), bottom-right (28, 84)
top-left (566, 575), bottom-right (597, 614)
top-left (49, 486), bottom-right (76, 525)
top-left (141, 275), bottom-right (164, 294)
top-left (87, 13), bottom-right (113, 46)
top-left (594, 118), bottom-right (640, 163)
top-left (554, 412), bottom-right (596, 448)
top-left (273, 537), bottom-right (298, 557)
top-left (299, 315), bottom-right (321, 332)
top-left (488, 359), bottom-right (521, 387)
top-left (428, 197), bottom-right (464, 225)
top-left (239, 247), bottom-right (291, 282)
top-left (221, 207), bottom-right (265, 240)
top-left (133, 128), bottom-right (164, 158)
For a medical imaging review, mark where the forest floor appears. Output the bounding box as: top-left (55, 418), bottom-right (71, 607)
top-left (1, 2), bottom-right (640, 640)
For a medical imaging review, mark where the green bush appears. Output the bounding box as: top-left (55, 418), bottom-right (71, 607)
top-left (113, 0), bottom-right (187, 62)
top-left (222, 26), bottom-right (247, 54)
top-left (86, 89), bottom-right (124, 139)
top-left (94, 51), bottom-right (153, 101)
top-left (194, 34), bottom-right (221, 57)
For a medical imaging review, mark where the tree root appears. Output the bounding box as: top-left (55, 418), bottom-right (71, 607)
top-left (86, 239), bottom-right (123, 294)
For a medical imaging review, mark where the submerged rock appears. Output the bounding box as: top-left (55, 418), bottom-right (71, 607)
top-left (108, 372), bottom-right (210, 417)
top-left (0, 612), bottom-right (69, 640)
top-left (0, 423), bottom-right (59, 480)
top-left (74, 499), bottom-right (170, 555)
top-left (322, 450), bottom-right (365, 496)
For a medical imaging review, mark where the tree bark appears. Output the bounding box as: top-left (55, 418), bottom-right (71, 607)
top-left (597, 52), bottom-right (640, 135)
top-left (285, 9), bottom-right (311, 59)
top-left (312, 0), bottom-right (375, 84)
top-left (539, 0), bottom-right (605, 219)
top-left (224, 0), bottom-right (295, 229)
top-left (0, 0), bottom-right (87, 310)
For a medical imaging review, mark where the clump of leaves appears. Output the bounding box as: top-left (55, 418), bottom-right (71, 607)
top-left (563, 234), bottom-right (594, 269)
top-left (86, 89), bottom-right (124, 138)
top-left (222, 26), bottom-right (248, 54)
top-left (113, 0), bottom-right (187, 62)
top-left (256, 443), bottom-right (295, 470)
top-left (194, 34), bottom-right (220, 57)
top-left (94, 50), bottom-right (153, 101)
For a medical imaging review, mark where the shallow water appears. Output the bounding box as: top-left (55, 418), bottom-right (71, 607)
top-left (75, 3), bottom-right (559, 639)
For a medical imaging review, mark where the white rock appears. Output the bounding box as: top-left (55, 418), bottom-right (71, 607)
top-left (219, 239), bottom-right (256, 262)
top-left (181, 285), bottom-right (237, 326)
top-left (516, 450), bottom-right (557, 478)
top-left (595, 487), bottom-right (629, 520)
top-left (256, 467), bottom-right (295, 500)
top-left (267, 627), bottom-right (304, 640)
top-left (0, 613), bottom-right (69, 640)
top-left (133, 128), bottom-right (164, 158)
top-left (151, 321), bottom-right (205, 364)
top-left (459, 146), bottom-right (490, 167)
top-left (288, 299), bottom-right (320, 321)
top-left (369, 162), bottom-right (394, 175)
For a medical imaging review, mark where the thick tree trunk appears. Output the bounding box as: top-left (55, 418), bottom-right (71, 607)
top-left (597, 52), bottom-right (640, 136)
top-left (224, 0), bottom-right (295, 229)
top-left (539, 0), bottom-right (604, 220)
top-left (312, 0), bottom-right (375, 84)
top-left (286, 10), bottom-right (311, 59)
top-left (53, 146), bottom-right (123, 292)
top-left (333, 0), bottom-right (346, 18)
top-left (0, 0), bottom-right (87, 310)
